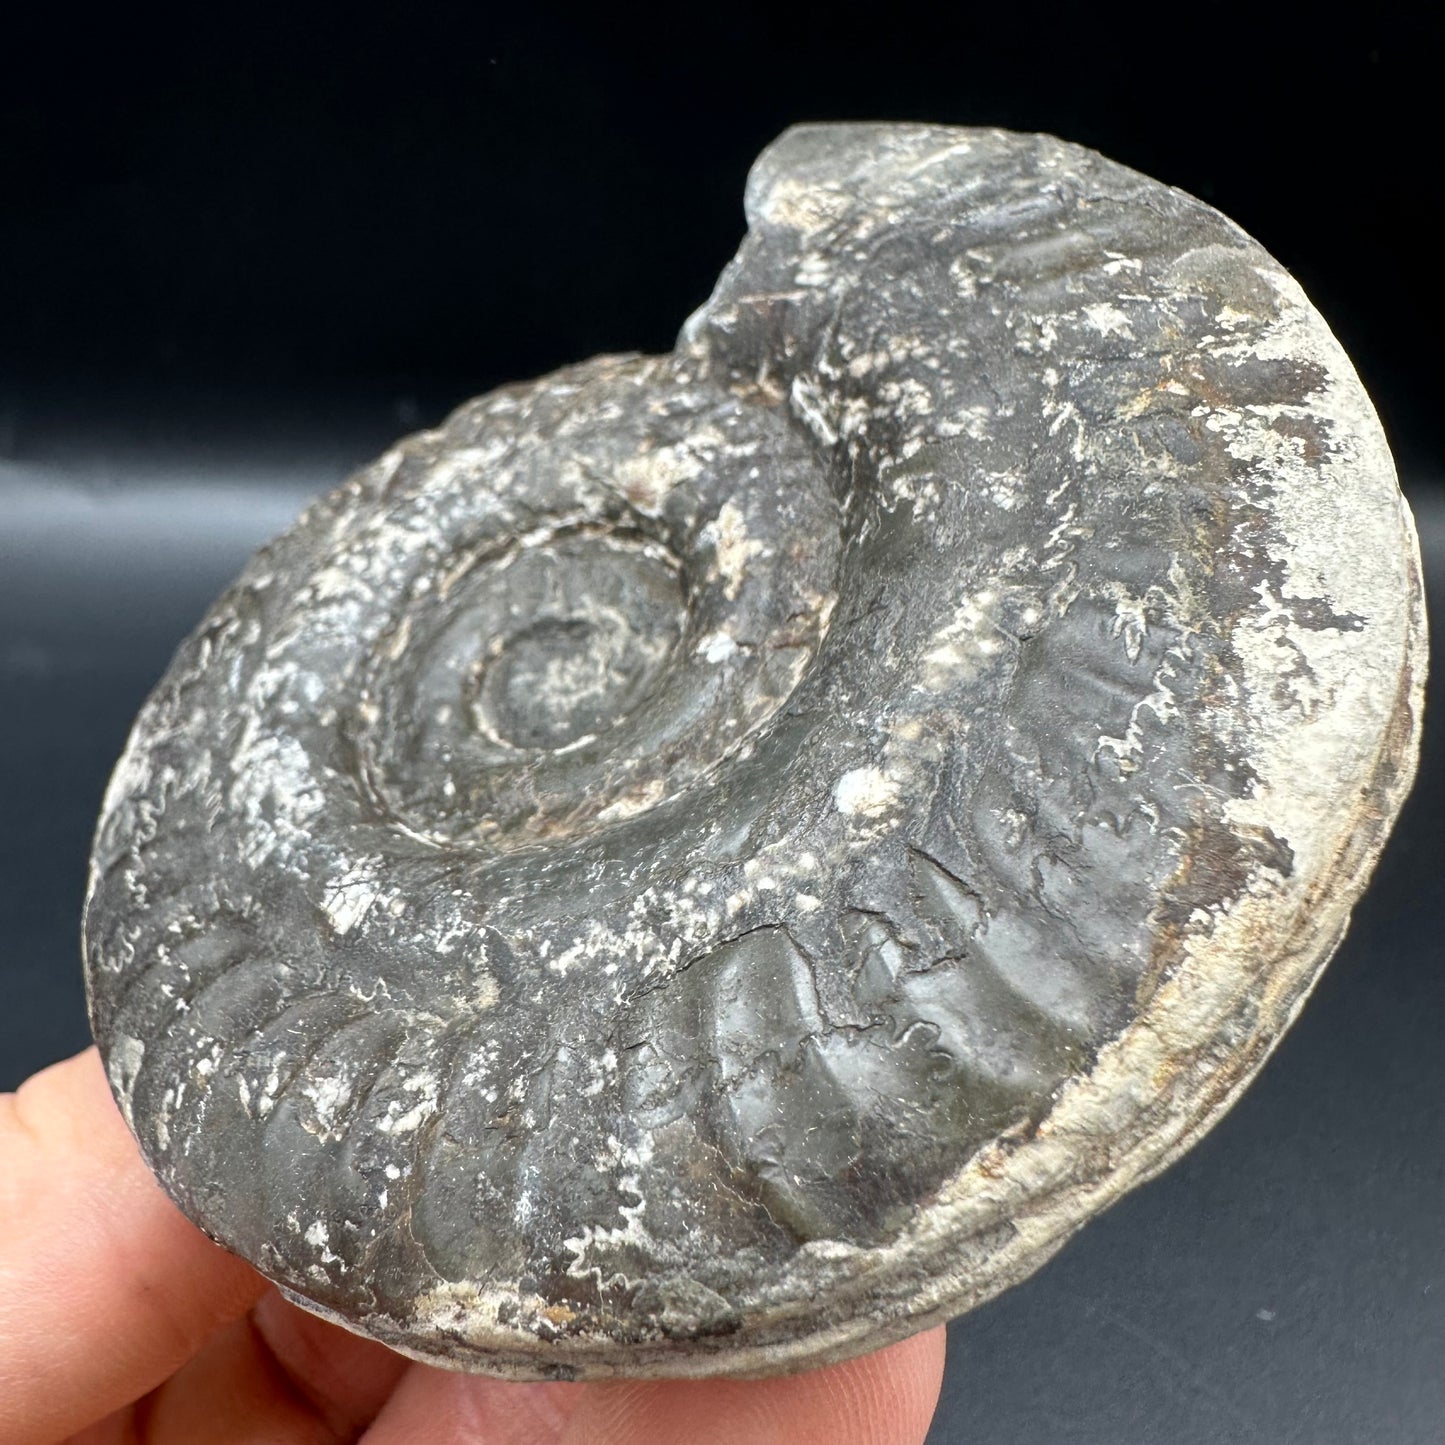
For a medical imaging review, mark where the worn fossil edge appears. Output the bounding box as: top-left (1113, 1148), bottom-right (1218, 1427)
top-left (98, 126), bottom-right (1429, 1379)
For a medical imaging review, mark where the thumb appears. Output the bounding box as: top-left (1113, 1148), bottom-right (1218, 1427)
top-left (0, 1048), bottom-right (266, 1445)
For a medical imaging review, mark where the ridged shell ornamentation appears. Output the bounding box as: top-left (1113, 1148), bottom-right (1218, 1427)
top-left (84, 123), bottom-right (1426, 1378)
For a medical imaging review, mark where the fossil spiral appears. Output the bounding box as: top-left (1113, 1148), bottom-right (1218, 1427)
top-left (84, 123), bottom-right (1426, 1378)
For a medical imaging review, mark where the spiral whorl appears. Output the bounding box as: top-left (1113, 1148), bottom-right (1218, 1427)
top-left (84, 124), bottom-right (1425, 1378)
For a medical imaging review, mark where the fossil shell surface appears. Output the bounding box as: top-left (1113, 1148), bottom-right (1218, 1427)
top-left (84, 123), bottom-right (1426, 1379)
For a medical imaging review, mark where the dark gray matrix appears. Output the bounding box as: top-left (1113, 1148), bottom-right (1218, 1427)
top-left (85, 124), bottom-right (1425, 1377)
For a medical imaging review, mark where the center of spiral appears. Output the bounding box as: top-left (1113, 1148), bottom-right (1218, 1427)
top-left (476, 612), bottom-right (667, 751)
top-left (466, 535), bottom-right (686, 753)
top-left (355, 358), bottom-right (843, 848)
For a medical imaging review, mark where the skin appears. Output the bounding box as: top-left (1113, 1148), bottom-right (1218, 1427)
top-left (0, 1050), bottom-right (945, 1445)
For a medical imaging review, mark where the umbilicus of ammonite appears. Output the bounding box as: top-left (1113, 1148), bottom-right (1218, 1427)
top-left (84, 123), bottom-right (1426, 1379)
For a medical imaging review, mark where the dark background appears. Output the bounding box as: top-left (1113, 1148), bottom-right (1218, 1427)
top-left (2, 7), bottom-right (1440, 1442)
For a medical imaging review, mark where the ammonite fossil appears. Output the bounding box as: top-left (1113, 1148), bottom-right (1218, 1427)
top-left (84, 123), bottom-right (1426, 1379)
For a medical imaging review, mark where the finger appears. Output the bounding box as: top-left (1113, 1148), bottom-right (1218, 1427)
top-left (107, 1312), bottom-right (339, 1445)
top-left (0, 1048), bottom-right (267, 1445)
top-left (360, 1364), bottom-right (583, 1444)
top-left (249, 1289), bottom-right (410, 1437)
top-left (560, 1327), bottom-right (947, 1445)
top-left (64, 1291), bottom-right (411, 1445)
top-left (361, 1326), bottom-right (946, 1445)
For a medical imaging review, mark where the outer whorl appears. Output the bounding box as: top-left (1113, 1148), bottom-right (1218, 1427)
top-left (84, 123), bottom-right (1426, 1378)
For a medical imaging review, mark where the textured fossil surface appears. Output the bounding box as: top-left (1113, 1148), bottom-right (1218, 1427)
top-left (84, 123), bottom-right (1426, 1378)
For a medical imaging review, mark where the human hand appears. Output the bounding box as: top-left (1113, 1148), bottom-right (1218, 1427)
top-left (0, 1050), bottom-right (945, 1444)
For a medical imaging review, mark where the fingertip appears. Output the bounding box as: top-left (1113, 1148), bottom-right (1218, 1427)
top-left (0, 1048), bottom-right (267, 1445)
top-left (361, 1362), bottom-right (583, 1444)
top-left (250, 1288), bottom-right (410, 1436)
top-left (4, 1046), bottom-right (123, 1157)
top-left (562, 1326), bottom-right (948, 1445)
